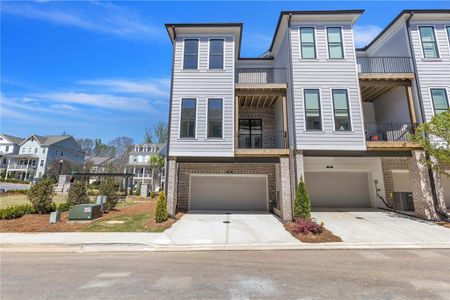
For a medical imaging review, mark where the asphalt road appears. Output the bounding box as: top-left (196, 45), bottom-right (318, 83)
top-left (1, 249), bottom-right (450, 299)
top-left (0, 182), bottom-right (30, 191)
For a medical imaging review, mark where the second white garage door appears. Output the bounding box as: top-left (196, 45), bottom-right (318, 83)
top-left (190, 175), bottom-right (268, 211)
top-left (305, 172), bottom-right (371, 207)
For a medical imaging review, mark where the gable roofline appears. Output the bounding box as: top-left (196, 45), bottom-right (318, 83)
top-left (20, 134), bottom-right (73, 147)
top-left (0, 134), bottom-right (24, 145)
top-left (268, 10), bottom-right (365, 53)
top-left (357, 9), bottom-right (450, 51)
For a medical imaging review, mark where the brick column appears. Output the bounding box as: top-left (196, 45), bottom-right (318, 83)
top-left (166, 157), bottom-right (178, 216)
top-left (431, 169), bottom-right (448, 216)
top-left (410, 150), bottom-right (440, 220)
top-left (280, 156), bottom-right (293, 221)
top-left (294, 150), bottom-right (305, 187)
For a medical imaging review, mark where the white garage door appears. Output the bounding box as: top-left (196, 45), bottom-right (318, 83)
top-left (305, 172), bottom-right (371, 207)
top-left (442, 176), bottom-right (450, 208)
top-left (190, 175), bottom-right (268, 211)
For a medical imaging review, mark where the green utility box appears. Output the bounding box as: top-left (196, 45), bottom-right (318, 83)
top-left (68, 204), bottom-right (102, 220)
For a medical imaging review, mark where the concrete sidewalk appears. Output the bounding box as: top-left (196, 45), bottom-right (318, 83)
top-left (1, 231), bottom-right (449, 252)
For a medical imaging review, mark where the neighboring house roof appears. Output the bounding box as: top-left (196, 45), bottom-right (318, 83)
top-left (1, 134), bottom-right (24, 145)
top-left (19, 134), bottom-right (84, 152)
top-left (357, 9), bottom-right (450, 51)
top-left (86, 156), bottom-right (115, 166)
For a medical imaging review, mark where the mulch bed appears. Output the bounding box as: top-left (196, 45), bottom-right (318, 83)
top-left (284, 222), bottom-right (343, 243)
top-left (0, 200), bottom-right (181, 232)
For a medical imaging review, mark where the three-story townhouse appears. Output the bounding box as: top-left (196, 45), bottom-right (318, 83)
top-left (165, 9), bottom-right (450, 221)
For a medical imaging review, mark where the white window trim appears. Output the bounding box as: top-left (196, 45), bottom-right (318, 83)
top-left (325, 26), bottom-right (346, 60)
top-left (446, 25), bottom-right (450, 50)
top-left (418, 25), bottom-right (441, 59)
top-left (206, 98), bottom-right (224, 140)
top-left (178, 97), bottom-right (198, 139)
top-left (330, 88), bottom-right (353, 132)
top-left (302, 88), bottom-right (324, 132)
top-left (298, 26), bottom-right (318, 60)
top-left (428, 87), bottom-right (450, 116)
top-left (181, 38), bottom-right (200, 71)
top-left (207, 38), bottom-right (225, 71)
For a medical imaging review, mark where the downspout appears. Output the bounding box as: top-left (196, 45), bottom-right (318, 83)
top-left (164, 26), bottom-right (176, 206)
top-left (405, 13), bottom-right (449, 220)
top-left (287, 13), bottom-right (299, 209)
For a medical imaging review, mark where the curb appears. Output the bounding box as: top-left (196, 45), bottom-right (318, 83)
top-left (2, 242), bottom-right (450, 253)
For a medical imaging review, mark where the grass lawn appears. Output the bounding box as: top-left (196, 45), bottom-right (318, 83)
top-left (0, 193), bottom-right (67, 209)
top-left (83, 212), bottom-right (166, 232)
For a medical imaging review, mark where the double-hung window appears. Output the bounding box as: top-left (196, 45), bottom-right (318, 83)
top-left (183, 39), bottom-right (199, 69)
top-left (332, 89), bottom-right (351, 131)
top-left (419, 26), bottom-right (439, 58)
top-left (327, 27), bottom-right (344, 59)
top-left (207, 99), bottom-right (223, 138)
top-left (299, 27), bottom-right (316, 59)
top-left (180, 98), bottom-right (196, 138)
top-left (430, 89), bottom-right (449, 114)
top-left (304, 89), bottom-right (322, 130)
top-left (209, 39), bottom-right (224, 69)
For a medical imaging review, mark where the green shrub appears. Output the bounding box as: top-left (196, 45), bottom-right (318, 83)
top-left (67, 180), bottom-right (90, 206)
top-left (87, 189), bottom-right (99, 196)
top-left (57, 202), bottom-right (70, 212)
top-left (0, 178), bottom-right (29, 184)
top-left (99, 179), bottom-right (118, 212)
top-left (150, 191), bottom-right (155, 198)
top-left (293, 177), bottom-right (311, 220)
top-left (27, 178), bottom-right (54, 214)
top-left (155, 191), bottom-right (168, 223)
top-left (135, 183), bottom-right (141, 196)
top-left (0, 204), bottom-right (36, 220)
top-left (3, 189), bottom-right (28, 195)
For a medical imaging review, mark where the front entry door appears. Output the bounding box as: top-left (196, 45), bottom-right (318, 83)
top-left (239, 119), bottom-right (262, 148)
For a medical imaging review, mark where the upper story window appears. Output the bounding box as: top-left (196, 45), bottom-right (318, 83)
top-left (327, 27), bottom-right (344, 59)
top-left (5, 146), bottom-right (9, 151)
top-left (40, 160), bottom-right (44, 167)
top-left (304, 89), bottom-right (322, 131)
top-left (299, 27), bottom-right (316, 59)
top-left (209, 39), bottom-right (224, 70)
top-left (34, 148), bottom-right (38, 153)
top-left (180, 98), bottom-right (196, 138)
top-left (332, 89), bottom-right (351, 131)
top-left (419, 26), bottom-right (439, 58)
top-left (447, 26), bottom-right (450, 45)
top-left (430, 88), bottom-right (449, 114)
top-left (207, 98), bottom-right (223, 138)
top-left (42, 148), bottom-right (46, 153)
top-left (183, 39), bottom-right (199, 70)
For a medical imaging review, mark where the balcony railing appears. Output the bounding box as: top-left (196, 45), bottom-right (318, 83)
top-left (357, 57), bottom-right (413, 73)
top-left (7, 164), bottom-right (36, 170)
top-left (237, 130), bottom-right (287, 149)
top-left (235, 68), bottom-right (287, 84)
top-left (365, 122), bottom-right (414, 142)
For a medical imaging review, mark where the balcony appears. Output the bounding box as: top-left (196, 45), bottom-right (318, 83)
top-left (365, 122), bottom-right (418, 149)
top-left (235, 68), bottom-right (287, 84)
top-left (7, 164), bottom-right (36, 171)
top-left (357, 57), bottom-right (413, 73)
top-left (238, 130), bottom-right (287, 149)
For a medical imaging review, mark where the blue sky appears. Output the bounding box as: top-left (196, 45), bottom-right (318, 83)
top-left (1, 1), bottom-right (448, 143)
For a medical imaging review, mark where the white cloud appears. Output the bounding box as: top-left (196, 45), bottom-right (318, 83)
top-left (78, 78), bottom-right (169, 97)
top-left (353, 25), bottom-right (382, 48)
top-left (1, 2), bottom-right (163, 40)
top-left (49, 104), bottom-right (80, 111)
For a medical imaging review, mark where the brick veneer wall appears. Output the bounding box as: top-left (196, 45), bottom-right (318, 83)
top-left (176, 162), bottom-right (276, 210)
top-left (239, 106), bottom-right (278, 148)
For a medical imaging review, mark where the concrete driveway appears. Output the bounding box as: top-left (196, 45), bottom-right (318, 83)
top-left (312, 208), bottom-right (450, 245)
top-left (163, 211), bottom-right (299, 245)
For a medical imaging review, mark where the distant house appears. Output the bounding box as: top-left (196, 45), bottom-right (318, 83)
top-left (0, 134), bottom-right (24, 171)
top-left (126, 143), bottom-right (166, 191)
top-left (84, 156), bottom-right (117, 183)
top-left (3, 134), bottom-right (85, 181)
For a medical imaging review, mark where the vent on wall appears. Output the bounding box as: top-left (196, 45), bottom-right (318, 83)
top-left (393, 192), bottom-right (414, 211)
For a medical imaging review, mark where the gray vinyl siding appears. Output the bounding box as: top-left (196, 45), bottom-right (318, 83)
top-left (367, 26), bottom-right (411, 57)
top-left (289, 23), bottom-right (366, 150)
top-left (169, 35), bottom-right (235, 157)
top-left (409, 22), bottom-right (450, 122)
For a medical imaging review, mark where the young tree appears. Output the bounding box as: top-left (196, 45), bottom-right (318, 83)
top-left (27, 178), bottom-right (54, 214)
top-left (293, 177), bottom-right (312, 219)
top-left (99, 178), bottom-right (119, 211)
top-left (153, 121), bottom-right (168, 143)
top-left (66, 180), bottom-right (90, 206)
top-left (144, 129), bottom-right (153, 144)
top-left (148, 154), bottom-right (165, 191)
top-left (409, 110), bottom-right (450, 177)
top-left (155, 191), bottom-right (168, 223)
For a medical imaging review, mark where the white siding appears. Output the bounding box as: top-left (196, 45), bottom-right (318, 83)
top-left (289, 23), bottom-right (366, 150)
top-left (169, 34), bottom-right (235, 157)
top-left (410, 22), bottom-right (450, 122)
top-left (367, 26), bottom-right (411, 57)
top-left (372, 86), bottom-right (411, 123)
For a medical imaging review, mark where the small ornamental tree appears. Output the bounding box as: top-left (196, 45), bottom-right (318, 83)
top-left (155, 191), bottom-right (168, 223)
top-left (99, 179), bottom-right (119, 212)
top-left (27, 178), bottom-right (54, 214)
top-left (66, 180), bottom-right (90, 206)
top-left (409, 110), bottom-right (450, 177)
top-left (293, 177), bottom-right (311, 219)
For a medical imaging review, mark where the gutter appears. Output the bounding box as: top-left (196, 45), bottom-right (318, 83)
top-left (405, 12), bottom-right (449, 221)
